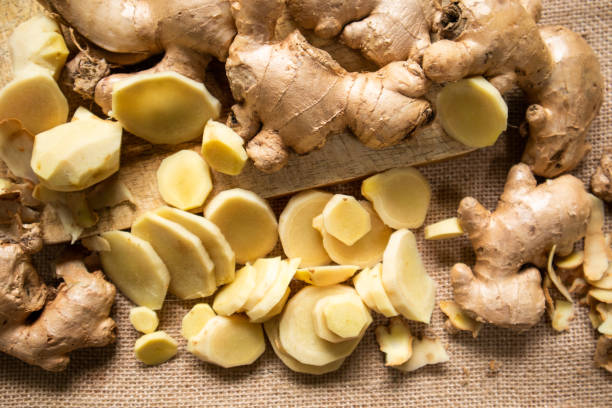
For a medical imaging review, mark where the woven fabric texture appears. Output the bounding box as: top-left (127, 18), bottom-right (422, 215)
top-left (0, 1), bottom-right (611, 407)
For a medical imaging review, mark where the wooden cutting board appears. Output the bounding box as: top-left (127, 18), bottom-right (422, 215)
top-left (0, 0), bottom-right (475, 244)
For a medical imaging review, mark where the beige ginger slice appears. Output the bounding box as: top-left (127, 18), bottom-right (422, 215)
top-left (590, 288), bottom-right (612, 304)
top-left (596, 303), bottom-right (612, 336)
top-left (258, 288), bottom-right (291, 323)
top-left (375, 317), bottom-right (414, 366)
top-left (242, 257), bottom-right (282, 311)
top-left (213, 264), bottom-right (257, 316)
top-left (201, 120), bottom-right (248, 175)
top-left (156, 150), bottom-right (212, 211)
top-left (187, 315), bottom-right (265, 368)
top-left (131, 212), bottom-right (216, 299)
top-left (589, 264), bottom-right (612, 290)
top-left (550, 300), bottom-right (574, 332)
top-left (100, 231), bottom-right (170, 310)
top-left (439, 300), bottom-right (482, 338)
top-left (555, 251), bottom-right (584, 270)
top-left (134, 331), bottom-right (178, 366)
top-left (129, 307), bottom-right (159, 334)
top-left (425, 217), bottom-right (464, 240)
top-left (112, 71), bottom-right (221, 144)
top-left (437, 76), bottom-right (508, 148)
top-left (322, 194), bottom-right (371, 246)
top-left (396, 337), bottom-right (449, 372)
top-left (181, 303), bottom-right (216, 340)
top-left (584, 195), bottom-right (608, 281)
top-left (312, 292), bottom-right (371, 343)
top-left (205, 189), bottom-right (278, 264)
top-left (81, 235), bottom-right (111, 252)
top-left (362, 167), bottom-right (431, 229)
top-left (0, 119), bottom-right (37, 181)
top-left (247, 258), bottom-right (299, 323)
top-left (295, 265), bottom-right (359, 286)
top-left (279, 190), bottom-right (332, 267)
top-left (382, 229), bottom-right (436, 324)
top-left (353, 263), bottom-right (398, 317)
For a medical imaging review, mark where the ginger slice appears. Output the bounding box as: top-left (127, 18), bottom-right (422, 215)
top-left (555, 251), bottom-right (584, 270)
top-left (353, 263), bottom-right (398, 318)
top-left (0, 119), bottom-right (37, 181)
top-left (589, 288), bottom-right (612, 304)
top-left (259, 288), bottom-right (291, 322)
top-left (584, 195), bottom-right (609, 281)
top-left (596, 303), bottom-right (612, 336)
top-left (313, 293), bottom-right (371, 343)
top-left (247, 258), bottom-right (299, 323)
top-left (187, 315), bottom-right (265, 368)
top-left (181, 303), bottom-right (216, 340)
top-left (213, 264), bottom-right (256, 316)
top-left (315, 201), bottom-right (392, 268)
top-left (322, 194), bottom-right (371, 246)
top-left (129, 307), bottom-right (159, 334)
top-left (112, 71), bottom-right (221, 144)
top-left (205, 189), bottom-right (278, 264)
top-left (425, 217), bottom-right (464, 240)
top-left (81, 235), bottom-right (111, 252)
top-left (436, 76), bottom-right (508, 148)
top-left (589, 264), bottom-right (612, 290)
top-left (375, 318), bottom-right (414, 367)
top-left (295, 265), bottom-right (359, 286)
top-left (132, 212), bottom-right (216, 299)
top-left (100, 231), bottom-right (170, 310)
top-left (362, 167), bottom-right (431, 229)
top-left (550, 300), bottom-right (574, 332)
top-left (439, 300), bottom-right (482, 338)
top-left (134, 331), bottom-right (178, 366)
top-left (547, 245), bottom-right (573, 303)
top-left (154, 206), bottom-right (235, 286)
top-left (242, 257), bottom-right (282, 311)
top-left (397, 337), bottom-right (449, 372)
top-left (201, 120), bottom-right (248, 176)
top-left (382, 229), bottom-right (436, 324)
top-left (156, 150), bottom-right (212, 211)
top-left (278, 190), bottom-right (332, 267)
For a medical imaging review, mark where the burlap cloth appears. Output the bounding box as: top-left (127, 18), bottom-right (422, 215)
top-left (0, 1), bottom-right (611, 407)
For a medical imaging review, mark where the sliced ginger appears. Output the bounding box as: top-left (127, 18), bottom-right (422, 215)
top-left (375, 318), bottom-right (414, 366)
top-left (247, 258), bottom-right (299, 323)
top-left (396, 337), bottom-right (449, 372)
top-left (362, 167), bottom-right (431, 229)
top-left (213, 264), bottom-right (257, 316)
top-left (555, 250), bottom-right (585, 270)
top-left (589, 288), bottom-right (612, 304)
top-left (278, 190), bottom-right (332, 267)
top-left (112, 71), bottom-right (221, 144)
top-left (205, 189), bottom-right (278, 264)
top-left (425, 217), bottom-right (464, 240)
top-left (0, 119), bottom-right (37, 181)
top-left (181, 303), bottom-right (216, 340)
top-left (437, 76), bottom-right (508, 148)
top-left (129, 307), bottom-right (159, 334)
top-left (201, 120), bottom-right (248, 175)
top-left (439, 300), bottom-right (482, 338)
top-left (584, 195), bottom-right (609, 281)
top-left (99, 231), bottom-right (170, 310)
top-left (550, 300), bottom-right (574, 332)
top-left (134, 331), bottom-right (178, 366)
top-left (596, 303), bottom-right (612, 336)
top-left (156, 150), bottom-right (212, 211)
top-left (242, 257), bottom-right (282, 311)
top-left (382, 229), bottom-right (436, 324)
top-left (589, 264), bottom-right (612, 290)
top-left (187, 315), bottom-right (265, 368)
top-left (295, 265), bottom-right (359, 286)
top-left (312, 293), bottom-right (371, 343)
top-left (547, 245), bottom-right (573, 303)
top-left (322, 194), bottom-right (371, 246)
top-left (353, 264), bottom-right (398, 318)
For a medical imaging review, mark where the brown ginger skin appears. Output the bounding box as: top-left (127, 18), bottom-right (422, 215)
top-left (591, 149), bottom-right (612, 202)
top-left (594, 336), bottom-right (612, 373)
top-left (452, 164), bottom-right (591, 329)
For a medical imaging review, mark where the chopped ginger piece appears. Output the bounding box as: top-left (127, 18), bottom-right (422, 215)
top-left (157, 150), bottom-right (212, 210)
top-left (181, 303), bottom-right (216, 340)
top-left (202, 120), bottom-right (248, 175)
top-left (397, 337), bottom-right (449, 372)
top-left (424, 217), bottom-right (464, 240)
top-left (129, 307), bottom-right (159, 334)
top-left (375, 317), bottom-right (413, 366)
top-left (134, 331), bottom-right (178, 365)
top-left (322, 194), bottom-right (371, 246)
top-left (550, 300), bottom-right (574, 332)
top-left (584, 195), bottom-right (608, 281)
top-left (295, 265), bottom-right (359, 286)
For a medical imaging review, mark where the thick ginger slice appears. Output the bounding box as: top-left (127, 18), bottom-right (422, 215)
top-left (312, 293), bottom-right (372, 343)
top-left (425, 217), bottom-right (464, 240)
top-left (129, 307), bottom-right (159, 334)
top-left (181, 303), bottom-right (216, 340)
top-left (134, 331), bottom-right (178, 366)
top-left (375, 318), bottom-right (414, 366)
top-left (213, 264), bottom-right (257, 316)
top-left (322, 194), bottom-right (371, 246)
top-left (202, 120), bottom-right (248, 176)
top-left (295, 265), bottom-right (359, 286)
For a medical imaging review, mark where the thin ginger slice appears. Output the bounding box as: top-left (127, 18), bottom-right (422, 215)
top-left (201, 120), bottom-right (248, 175)
top-left (439, 300), bottom-right (482, 338)
top-left (156, 150), bottom-right (212, 211)
top-left (375, 318), bottom-right (414, 366)
top-left (550, 300), bottom-right (574, 332)
top-left (205, 188), bottom-right (278, 264)
top-left (584, 195), bottom-right (608, 281)
top-left (589, 264), bottom-right (612, 290)
top-left (134, 331), bottom-right (178, 366)
top-left (278, 190), bottom-right (332, 267)
top-left (589, 288), bottom-right (612, 304)
top-left (437, 76), bottom-right (508, 148)
top-left (555, 251), bottom-right (584, 270)
top-left (295, 265), bottom-right (359, 286)
top-left (547, 245), bottom-right (573, 303)
top-left (181, 303), bottom-right (216, 340)
top-left (242, 257), bottom-right (282, 311)
top-left (213, 264), bottom-right (257, 316)
top-left (313, 293), bottom-right (371, 343)
top-left (0, 119), bottom-right (37, 181)
top-left (362, 167), bottom-right (431, 229)
top-left (81, 235), bottom-right (111, 252)
top-left (129, 307), bottom-right (159, 334)
top-left (396, 337), bottom-right (449, 372)
top-left (258, 288), bottom-right (291, 322)
top-left (322, 194), bottom-right (371, 246)
top-left (353, 264), bottom-right (398, 317)
top-left (247, 258), bottom-right (299, 323)
top-left (425, 217), bottom-right (464, 240)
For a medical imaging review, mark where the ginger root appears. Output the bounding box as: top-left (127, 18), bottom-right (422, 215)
top-left (592, 149), bottom-right (612, 203)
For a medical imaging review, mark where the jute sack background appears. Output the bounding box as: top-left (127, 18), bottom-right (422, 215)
top-left (0, 0), bottom-right (610, 406)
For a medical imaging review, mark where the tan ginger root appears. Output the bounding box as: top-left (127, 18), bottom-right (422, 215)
top-left (592, 149), bottom-right (612, 203)
top-left (452, 164), bottom-right (591, 329)
top-left (226, 0), bottom-right (431, 172)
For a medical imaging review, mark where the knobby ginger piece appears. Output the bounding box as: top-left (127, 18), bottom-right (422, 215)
top-left (550, 300), bottom-right (574, 332)
top-left (205, 189), bottom-right (278, 264)
top-left (213, 264), bottom-right (257, 316)
top-left (181, 303), bottom-right (216, 340)
top-left (99, 231), bottom-right (169, 310)
top-left (201, 120), bottom-right (248, 175)
top-left (439, 300), bottom-right (482, 338)
top-left (322, 194), bottom-right (371, 246)
top-left (295, 265), bottom-right (359, 286)
top-left (397, 337), bottom-right (449, 372)
top-left (584, 195), bottom-right (608, 281)
top-left (130, 307), bottom-right (159, 334)
top-left (157, 150), bottom-right (212, 211)
top-left (353, 264), bottom-right (398, 317)
top-left (112, 72), bottom-right (221, 144)
top-left (0, 119), bottom-right (37, 181)
top-left (555, 251), bottom-right (584, 270)
top-left (134, 331), bottom-right (178, 366)
top-left (362, 167), bottom-right (431, 229)
top-left (375, 318), bottom-right (414, 366)
top-left (437, 76), bottom-right (508, 148)
top-left (278, 190), bottom-right (332, 267)
top-left (312, 293), bottom-right (371, 343)
top-left (247, 258), bottom-right (299, 323)
top-left (425, 217), bottom-right (464, 240)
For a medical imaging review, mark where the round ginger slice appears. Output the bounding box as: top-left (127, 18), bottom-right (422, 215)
top-left (205, 188), bottom-right (278, 264)
top-left (187, 315), bottom-right (265, 368)
top-left (279, 190), bottom-right (332, 267)
top-left (361, 167), bottom-right (431, 229)
top-left (213, 264), bottom-right (257, 316)
top-left (312, 293), bottom-right (371, 343)
top-left (279, 285), bottom-right (367, 366)
top-left (129, 307), bottom-right (159, 334)
top-left (322, 194), bottom-right (371, 246)
top-left (112, 71), bottom-right (221, 144)
top-left (134, 331), bottom-right (178, 366)
top-left (157, 150), bottom-right (212, 211)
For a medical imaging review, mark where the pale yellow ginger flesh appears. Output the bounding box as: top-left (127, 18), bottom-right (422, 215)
top-left (313, 293), bottom-right (371, 343)
top-left (100, 231), bottom-right (170, 310)
top-left (153, 206), bottom-right (235, 286)
top-left (201, 120), bottom-right (248, 176)
top-left (247, 258), bottom-right (299, 323)
top-left (550, 300), bottom-right (574, 332)
top-left (589, 264), bottom-right (612, 290)
top-left (259, 288), bottom-right (290, 322)
top-left (129, 307), bottom-right (159, 334)
top-left (353, 264), bottom-right (398, 318)
top-left (322, 194), bottom-right (371, 246)
top-left (313, 201), bottom-right (392, 268)
top-left (295, 265), bottom-right (359, 286)
top-left (439, 300), bottom-right (482, 338)
top-left (437, 76), bottom-right (508, 148)
top-left (81, 235), bottom-right (111, 252)
top-left (547, 245), bottom-right (573, 303)
top-left (134, 331), bottom-right (178, 366)
top-left (596, 303), bottom-right (612, 336)
top-left (375, 318), bottom-right (414, 367)
top-left (396, 337), bottom-right (449, 372)
top-left (382, 229), bottom-right (436, 324)
top-left (590, 289), bottom-right (612, 304)
top-left (156, 150), bottom-right (212, 211)
top-left (111, 72), bottom-right (221, 144)
top-left (187, 315), bottom-right (265, 368)
top-left (555, 251), bottom-right (584, 270)
top-left (31, 109), bottom-right (121, 192)
top-left (131, 212), bottom-right (216, 299)
top-left (0, 119), bottom-right (37, 181)
top-left (204, 188), bottom-right (278, 264)
top-left (425, 218), bottom-right (464, 240)
top-left (242, 257), bottom-right (282, 311)
top-left (213, 264), bottom-right (256, 316)
top-left (584, 195), bottom-right (608, 281)
top-left (181, 303), bottom-right (216, 340)
top-left (362, 167), bottom-right (431, 229)
top-left (279, 190), bottom-right (332, 267)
